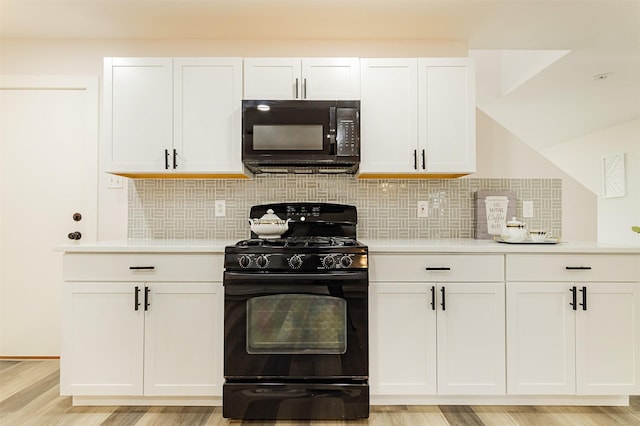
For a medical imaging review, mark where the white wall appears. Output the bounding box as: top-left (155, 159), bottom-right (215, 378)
top-left (542, 118), bottom-right (640, 244)
top-left (473, 110), bottom-right (597, 242)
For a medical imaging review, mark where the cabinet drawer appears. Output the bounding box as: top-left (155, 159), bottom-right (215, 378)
top-left (370, 254), bottom-right (504, 282)
top-left (63, 253), bottom-right (223, 282)
top-left (506, 254), bottom-right (639, 282)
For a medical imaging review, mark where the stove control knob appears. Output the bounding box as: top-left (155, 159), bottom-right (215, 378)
top-left (238, 255), bottom-right (252, 269)
top-left (322, 255), bottom-right (336, 269)
top-left (256, 254), bottom-right (270, 269)
top-left (339, 255), bottom-right (353, 268)
top-left (288, 254), bottom-right (304, 270)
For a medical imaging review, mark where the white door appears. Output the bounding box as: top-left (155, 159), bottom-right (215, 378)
top-left (359, 58), bottom-right (418, 174)
top-left (60, 282), bottom-right (144, 395)
top-left (369, 283), bottom-right (436, 395)
top-left (243, 58), bottom-right (301, 100)
top-left (506, 282), bottom-right (576, 395)
top-left (418, 58), bottom-right (476, 174)
top-left (436, 282), bottom-right (505, 395)
top-left (105, 57), bottom-right (173, 172)
top-left (301, 58), bottom-right (360, 100)
top-left (576, 282), bottom-right (640, 395)
top-left (174, 58), bottom-right (243, 173)
top-left (144, 282), bottom-right (223, 396)
top-left (0, 77), bottom-right (98, 356)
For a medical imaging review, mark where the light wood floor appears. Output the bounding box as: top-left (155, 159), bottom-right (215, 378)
top-left (1, 360), bottom-right (639, 425)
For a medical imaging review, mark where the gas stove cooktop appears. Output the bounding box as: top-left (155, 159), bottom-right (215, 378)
top-left (225, 203), bottom-right (367, 272)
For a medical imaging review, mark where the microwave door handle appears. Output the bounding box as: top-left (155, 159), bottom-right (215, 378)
top-left (329, 107), bottom-right (337, 154)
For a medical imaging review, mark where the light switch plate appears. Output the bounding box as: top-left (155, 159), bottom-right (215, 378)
top-left (523, 201), bottom-right (534, 218)
top-left (215, 200), bottom-right (226, 217)
top-left (107, 175), bottom-right (123, 189)
top-left (417, 201), bottom-right (429, 218)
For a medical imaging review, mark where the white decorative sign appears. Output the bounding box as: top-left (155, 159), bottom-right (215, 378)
top-left (603, 153), bottom-right (626, 198)
top-left (484, 196), bottom-right (509, 235)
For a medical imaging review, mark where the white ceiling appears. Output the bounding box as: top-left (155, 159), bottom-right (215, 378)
top-left (2, 0), bottom-right (639, 149)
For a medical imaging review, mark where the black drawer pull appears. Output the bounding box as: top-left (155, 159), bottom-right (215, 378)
top-left (134, 286), bottom-right (141, 311)
top-left (164, 149), bottom-right (170, 169)
top-left (565, 266), bottom-right (592, 270)
top-left (129, 266), bottom-right (155, 270)
top-left (430, 286), bottom-right (436, 311)
top-left (144, 286), bottom-right (151, 311)
top-left (441, 286), bottom-right (446, 311)
top-left (579, 286), bottom-right (587, 311)
top-left (426, 267), bottom-right (451, 271)
top-left (569, 286), bottom-right (577, 310)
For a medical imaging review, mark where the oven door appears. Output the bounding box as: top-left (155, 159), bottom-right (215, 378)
top-left (224, 270), bottom-right (368, 380)
top-left (242, 100), bottom-right (334, 162)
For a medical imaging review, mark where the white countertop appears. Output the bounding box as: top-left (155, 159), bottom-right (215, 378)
top-left (363, 238), bottom-right (640, 254)
top-left (56, 238), bottom-right (640, 254)
top-left (55, 239), bottom-right (232, 253)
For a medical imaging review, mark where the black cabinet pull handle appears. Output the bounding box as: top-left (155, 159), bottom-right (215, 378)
top-left (579, 286), bottom-right (587, 311)
top-left (129, 266), bottom-right (155, 270)
top-left (426, 267), bottom-right (451, 271)
top-left (164, 149), bottom-right (170, 169)
top-left (134, 286), bottom-right (140, 311)
top-left (440, 286), bottom-right (446, 311)
top-left (421, 149), bottom-right (426, 170)
top-left (303, 78), bottom-right (307, 99)
top-left (413, 150), bottom-right (418, 170)
top-left (295, 78), bottom-right (299, 99)
top-left (570, 286), bottom-right (577, 310)
top-left (430, 286), bottom-right (436, 311)
top-left (173, 148), bottom-right (178, 169)
top-left (144, 286), bottom-right (151, 311)
top-left (565, 266), bottom-right (592, 270)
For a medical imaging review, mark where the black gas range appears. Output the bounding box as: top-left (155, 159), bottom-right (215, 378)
top-left (223, 203), bottom-right (369, 420)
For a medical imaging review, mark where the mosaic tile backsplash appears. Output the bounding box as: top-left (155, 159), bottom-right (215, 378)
top-left (128, 176), bottom-right (562, 240)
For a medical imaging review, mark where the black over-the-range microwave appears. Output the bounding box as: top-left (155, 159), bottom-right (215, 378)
top-left (241, 100), bottom-right (360, 174)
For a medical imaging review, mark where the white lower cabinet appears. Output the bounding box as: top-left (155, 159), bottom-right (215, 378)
top-left (506, 254), bottom-right (640, 396)
top-left (369, 254), bottom-right (506, 396)
top-left (60, 254), bottom-right (224, 400)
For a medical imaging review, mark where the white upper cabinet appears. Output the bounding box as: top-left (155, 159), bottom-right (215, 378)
top-left (105, 57), bottom-right (173, 173)
top-left (359, 57), bottom-right (476, 177)
top-left (359, 58), bottom-right (418, 175)
top-left (243, 57), bottom-right (360, 100)
top-left (104, 57), bottom-right (244, 176)
top-left (173, 58), bottom-right (243, 174)
top-left (418, 58), bottom-right (476, 174)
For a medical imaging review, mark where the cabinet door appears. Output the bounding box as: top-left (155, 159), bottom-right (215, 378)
top-left (60, 283), bottom-right (144, 396)
top-left (369, 283), bottom-right (436, 395)
top-left (301, 58), bottom-right (360, 100)
top-left (104, 57), bottom-right (173, 172)
top-left (576, 282), bottom-right (640, 395)
top-left (418, 58), bottom-right (476, 174)
top-left (243, 58), bottom-right (301, 100)
top-left (437, 282), bottom-right (505, 395)
top-left (506, 282), bottom-right (576, 395)
top-left (359, 58), bottom-right (418, 174)
top-left (144, 282), bottom-right (223, 396)
top-left (174, 58), bottom-right (243, 173)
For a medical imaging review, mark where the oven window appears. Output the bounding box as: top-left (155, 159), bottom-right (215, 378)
top-left (247, 294), bottom-right (346, 354)
top-left (253, 125), bottom-right (323, 150)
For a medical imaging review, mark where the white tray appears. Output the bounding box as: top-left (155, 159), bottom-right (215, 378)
top-left (494, 237), bottom-right (559, 245)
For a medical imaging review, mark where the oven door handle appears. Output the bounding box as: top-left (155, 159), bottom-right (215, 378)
top-left (224, 270), bottom-right (368, 283)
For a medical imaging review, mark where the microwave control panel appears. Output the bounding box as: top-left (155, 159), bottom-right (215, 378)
top-left (336, 108), bottom-right (359, 157)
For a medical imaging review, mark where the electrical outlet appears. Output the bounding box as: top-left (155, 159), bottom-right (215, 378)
top-left (523, 201), bottom-right (534, 218)
top-left (107, 175), bottom-right (123, 189)
top-left (215, 200), bottom-right (226, 217)
top-left (417, 201), bottom-right (429, 218)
